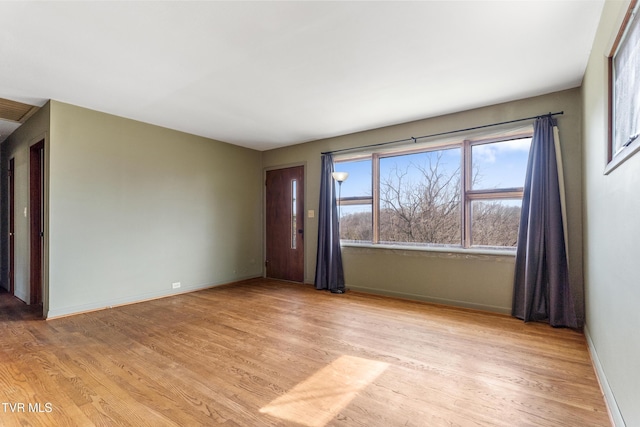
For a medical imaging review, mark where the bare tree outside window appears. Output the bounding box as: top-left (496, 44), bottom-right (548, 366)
top-left (339, 206), bottom-right (372, 241)
top-left (471, 200), bottom-right (522, 247)
top-left (379, 150), bottom-right (461, 245)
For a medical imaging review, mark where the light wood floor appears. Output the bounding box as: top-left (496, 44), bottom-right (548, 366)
top-left (0, 279), bottom-right (609, 426)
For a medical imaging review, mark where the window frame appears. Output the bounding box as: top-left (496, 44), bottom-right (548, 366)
top-left (606, 0), bottom-right (640, 174)
top-left (334, 155), bottom-right (375, 243)
top-left (335, 131), bottom-right (532, 250)
top-left (464, 136), bottom-right (528, 248)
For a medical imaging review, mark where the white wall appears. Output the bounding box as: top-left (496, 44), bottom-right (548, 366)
top-left (582, 1), bottom-right (640, 425)
top-left (45, 101), bottom-right (263, 318)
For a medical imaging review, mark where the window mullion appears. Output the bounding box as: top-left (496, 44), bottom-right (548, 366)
top-left (467, 190), bottom-right (524, 200)
top-left (462, 140), bottom-right (472, 248)
top-left (372, 153), bottom-right (380, 244)
top-left (339, 197), bottom-right (373, 206)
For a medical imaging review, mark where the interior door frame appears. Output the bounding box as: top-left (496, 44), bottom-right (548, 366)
top-left (8, 157), bottom-right (15, 295)
top-left (29, 139), bottom-right (44, 306)
top-left (264, 163), bottom-right (306, 282)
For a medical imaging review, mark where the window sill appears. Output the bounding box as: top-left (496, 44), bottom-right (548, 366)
top-left (340, 241), bottom-right (517, 257)
top-left (605, 136), bottom-right (640, 174)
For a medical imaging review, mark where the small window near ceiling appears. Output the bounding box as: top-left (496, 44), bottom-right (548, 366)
top-left (607, 0), bottom-right (640, 173)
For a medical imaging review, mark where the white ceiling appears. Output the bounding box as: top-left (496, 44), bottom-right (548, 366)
top-left (0, 1), bottom-right (604, 151)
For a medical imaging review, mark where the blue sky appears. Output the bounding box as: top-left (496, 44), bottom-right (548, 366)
top-left (472, 138), bottom-right (531, 189)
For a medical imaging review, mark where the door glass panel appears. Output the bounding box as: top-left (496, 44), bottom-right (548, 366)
top-left (292, 179), bottom-right (297, 249)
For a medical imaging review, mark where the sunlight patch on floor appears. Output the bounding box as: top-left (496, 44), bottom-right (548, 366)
top-left (260, 355), bottom-right (389, 427)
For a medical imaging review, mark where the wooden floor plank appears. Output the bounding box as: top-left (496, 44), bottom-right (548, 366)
top-left (0, 279), bottom-right (609, 426)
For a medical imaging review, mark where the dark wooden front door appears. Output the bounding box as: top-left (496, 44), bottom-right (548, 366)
top-left (30, 140), bottom-right (44, 306)
top-left (266, 166), bottom-right (304, 282)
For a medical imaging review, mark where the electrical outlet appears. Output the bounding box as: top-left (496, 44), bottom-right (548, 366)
top-left (172, 282), bottom-right (181, 289)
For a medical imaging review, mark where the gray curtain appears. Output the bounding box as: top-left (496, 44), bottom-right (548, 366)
top-left (512, 116), bottom-right (578, 328)
top-left (314, 154), bottom-right (345, 291)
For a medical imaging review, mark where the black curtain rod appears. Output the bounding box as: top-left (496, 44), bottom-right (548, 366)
top-left (322, 111), bottom-right (564, 155)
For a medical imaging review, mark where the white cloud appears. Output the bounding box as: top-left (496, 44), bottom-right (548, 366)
top-left (473, 138), bottom-right (532, 164)
top-left (474, 145), bottom-right (497, 163)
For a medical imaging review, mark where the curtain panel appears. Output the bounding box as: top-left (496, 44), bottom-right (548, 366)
top-left (512, 116), bottom-right (578, 328)
top-left (314, 154), bottom-right (345, 292)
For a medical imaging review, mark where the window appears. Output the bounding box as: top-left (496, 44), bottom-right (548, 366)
top-left (466, 137), bottom-right (531, 248)
top-left (379, 147), bottom-right (461, 246)
top-left (335, 133), bottom-right (532, 250)
top-left (607, 0), bottom-right (640, 173)
top-left (335, 157), bottom-right (372, 242)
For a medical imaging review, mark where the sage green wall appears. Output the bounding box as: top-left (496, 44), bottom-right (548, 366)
top-left (1, 102), bottom-right (50, 312)
top-left (46, 101), bottom-right (262, 318)
top-left (582, 1), bottom-right (639, 425)
top-left (262, 89), bottom-right (583, 316)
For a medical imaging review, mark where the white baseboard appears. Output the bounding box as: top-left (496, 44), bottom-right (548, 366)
top-left (584, 324), bottom-right (625, 426)
top-left (346, 285), bottom-right (511, 315)
top-left (45, 275), bottom-right (261, 319)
